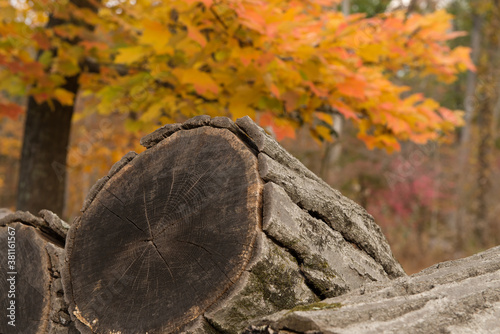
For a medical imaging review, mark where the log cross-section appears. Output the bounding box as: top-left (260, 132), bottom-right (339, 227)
top-left (63, 115), bottom-right (404, 334)
top-left (63, 127), bottom-right (262, 333)
top-left (0, 210), bottom-right (71, 333)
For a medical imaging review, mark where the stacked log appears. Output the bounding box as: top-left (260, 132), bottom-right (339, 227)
top-left (0, 210), bottom-right (73, 333)
top-left (62, 116), bottom-right (404, 334)
top-left (4, 116), bottom-right (499, 334)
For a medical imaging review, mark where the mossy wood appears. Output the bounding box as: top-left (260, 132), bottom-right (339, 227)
top-left (63, 115), bottom-right (404, 334)
top-left (245, 245), bottom-right (500, 333)
top-left (0, 210), bottom-right (71, 333)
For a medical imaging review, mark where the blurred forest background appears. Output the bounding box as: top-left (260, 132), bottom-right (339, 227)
top-left (0, 0), bottom-right (499, 274)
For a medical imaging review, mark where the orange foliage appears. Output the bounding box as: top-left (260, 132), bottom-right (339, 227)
top-left (0, 1), bottom-right (473, 152)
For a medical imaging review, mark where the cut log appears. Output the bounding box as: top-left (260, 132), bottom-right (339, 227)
top-left (0, 208), bottom-right (13, 219)
top-left (62, 116), bottom-right (403, 333)
top-left (244, 245), bottom-right (500, 334)
top-left (0, 210), bottom-right (73, 333)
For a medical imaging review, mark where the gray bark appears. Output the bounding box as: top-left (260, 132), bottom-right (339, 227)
top-left (245, 245), bottom-right (500, 334)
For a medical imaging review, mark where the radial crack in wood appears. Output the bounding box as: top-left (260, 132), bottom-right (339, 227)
top-left (203, 233), bottom-right (318, 333)
top-left (63, 127), bottom-right (263, 334)
top-left (63, 115), bottom-right (410, 334)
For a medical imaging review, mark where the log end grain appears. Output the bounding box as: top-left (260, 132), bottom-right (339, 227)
top-left (64, 126), bottom-right (263, 333)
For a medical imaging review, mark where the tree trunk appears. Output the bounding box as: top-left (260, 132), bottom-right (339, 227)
top-left (0, 210), bottom-right (72, 333)
top-left (17, 92), bottom-right (76, 216)
top-left (16, 0), bottom-right (97, 217)
top-left (451, 13), bottom-right (482, 246)
top-left (472, 2), bottom-right (500, 246)
top-left (62, 116), bottom-right (404, 334)
top-left (245, 244), bottom-right (500, 334)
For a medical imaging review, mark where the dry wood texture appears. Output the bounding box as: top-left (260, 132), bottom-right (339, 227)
top-left (0, 210), bottom-right (72, 333)
top-left (245, 245), bottom-right (500, 334)
top-left (63, 116), bottom-right (404, 334)
top-left (64, 124), bottom-right (262, 333)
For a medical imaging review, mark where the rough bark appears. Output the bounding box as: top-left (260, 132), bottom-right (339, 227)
top-left (245, 245), bottom-right (500, 334)
top-left (17, 92), bottom-right (76, 216)
top-left (236, 117), bottom-right (404, 279)
top-left (0, 210), bottom-right (73, 333)
top-left (63, 116), bottom-right (402, 334)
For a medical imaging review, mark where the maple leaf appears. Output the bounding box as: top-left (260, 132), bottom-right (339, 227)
top-left (187, 25), bottom-right (207, 47)
top-left (0, 0), bottom-right (475, 159)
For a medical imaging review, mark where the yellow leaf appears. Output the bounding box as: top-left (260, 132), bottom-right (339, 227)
top-left (315, 112), bottom-right (333, 125)
top-left (140, 102), bottom-right (163, 123)
top-left (54, 88), bottom-right (75, 106)
top-left (229, 98), bottom-right (255, 119)
top-left (358, 44), bottom-right (386, 63)
top-left (228, 85), bottom-right (259, 119)
top-left (115, 46), bottom-right (149, 64)
top-left (140, 20), bottom-right (173, 55)
top-left (315, 125), bottom-right (333, 142)
top-left (173, 68), bottom-right (219, 95)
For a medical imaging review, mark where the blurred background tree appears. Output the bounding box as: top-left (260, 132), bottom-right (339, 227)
top-left (0, 0), bottom-right (496, 274)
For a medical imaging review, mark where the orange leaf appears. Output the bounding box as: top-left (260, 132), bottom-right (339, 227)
top-left (32, 31), bottom-right (51, 50)
top-left (283, 91), bottom-right (299, 112)
top-left (259, 112), bottom-right (296, 141)
top-left (0, 102), bottom-right (24, 119)
top-left (337, 76), bottom-right (366, 99)
top-left (315, 111), bottom-right (333, 125)
top-left (452, 46), bottom-right (476, 72)
top-left (331, 100), bottom-right (358, 120)
top-left (305, 81), bottom-right (327, 97)
top-left (385, 113), bottom-right (410, 134)
top-left (187, 26), bottom-right (207, 47)
top-left (270, 84), bottom-right (280, 98)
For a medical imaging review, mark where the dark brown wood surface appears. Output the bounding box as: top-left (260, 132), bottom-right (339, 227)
top-left (0, 211), bottom-right (70, 333)
top-left (0, 222), bottom-right (49, 333)
top-left (64, 127), bottom-right (262, 333)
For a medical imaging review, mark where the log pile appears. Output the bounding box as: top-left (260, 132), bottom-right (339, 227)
top-left (62, 116), bottom-right (403, 333)
top-left (3, 115), bottom-right (499, 334)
